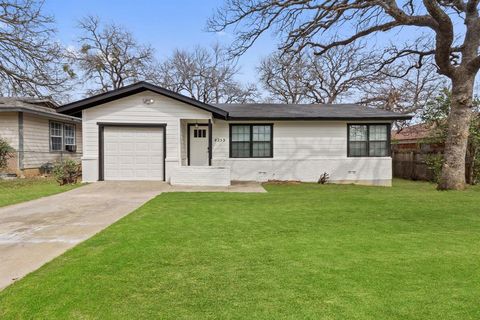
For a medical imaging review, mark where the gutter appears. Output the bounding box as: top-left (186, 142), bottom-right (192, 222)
top-left (219, 115), bottom-right (414, 121)
top-left (0, 107), bottom-right (82, 123)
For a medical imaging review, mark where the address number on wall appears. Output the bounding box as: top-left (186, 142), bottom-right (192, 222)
top-left (214, 138), bottom-right (226, 142)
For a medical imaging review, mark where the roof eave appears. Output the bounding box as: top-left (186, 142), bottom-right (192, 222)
top-left (224, 115), bottom-right (413, 121)
top-left (0, 107), bottom-right (82, 123)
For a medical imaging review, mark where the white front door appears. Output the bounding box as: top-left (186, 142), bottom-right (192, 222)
top-left (189, 126), bottom-right (209, 166)
top-left (103, 126), bottom-right (164, 180)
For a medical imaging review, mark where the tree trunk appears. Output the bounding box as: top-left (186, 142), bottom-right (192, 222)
top-left (437, 76), bottom-right (474, 190)
top-left (465, 141), bottom-right (475, 185)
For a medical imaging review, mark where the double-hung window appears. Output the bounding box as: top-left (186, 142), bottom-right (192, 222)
top-left (64, 124), bottom-right (76, 146)
top-left (50, 122), bottom-right (64, 151)
top-left (50, 121), bottom-right (76, 152)
top-left (230, 124), bottom-right (273, 158)
top-left (348, 124), bottom-right (390, 157)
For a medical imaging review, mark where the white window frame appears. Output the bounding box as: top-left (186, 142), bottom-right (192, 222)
top-left (64, 123), bottom-right (76, 146)
top-left (50, 121), bottom-right (64, 152)
top-left (49, 121), bottom-right (76, 152)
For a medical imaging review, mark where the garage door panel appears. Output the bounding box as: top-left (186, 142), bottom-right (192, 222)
top-left (105, 144), bottom-right (118, 153)
top-left (151, 157), bottom-right (163, 165)
top-left (119, 156), bottom-right (134, 165)
top-left (135, 143), bottom-right (149, 152)
top-left (103, 126), bottom-right (164, 181)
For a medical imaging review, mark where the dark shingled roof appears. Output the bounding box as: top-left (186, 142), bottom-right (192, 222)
top-left (213, 103), bottom-right (412, 120)
top-left (57, 81), bottom-right (410, 121)
top-left (0, 97), bottom-right (81, 122)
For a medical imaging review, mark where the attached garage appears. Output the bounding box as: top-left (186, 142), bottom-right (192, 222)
top-left (57, 82), bottom-right (410, 185)
top-left (99, 124), bottom-right (166, 181)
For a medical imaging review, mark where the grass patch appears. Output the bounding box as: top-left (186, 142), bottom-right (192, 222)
top-left (0, 179), bottom-right (479, 319)
top-left (0, 178), bottom-right (80, 207)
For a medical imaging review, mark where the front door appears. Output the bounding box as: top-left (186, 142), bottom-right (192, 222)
top-left (189, 125), bottom-right (209, 166)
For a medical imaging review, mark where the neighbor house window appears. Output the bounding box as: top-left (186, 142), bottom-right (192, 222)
top-left (348, 124), bottom-right (390, 157)
top-left (230, 124), bottom-right (273, 158)
top-left (50, 122), bottom-right (63, 151)
top-left (50, 121), bottom-right (76, 152)
top-left (64, 124), bottom-right (76, 146)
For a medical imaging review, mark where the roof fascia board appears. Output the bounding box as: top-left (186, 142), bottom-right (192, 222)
top-left (0, 108), bottom-right (82, 123)
top-left (58, 82), bottom-right (228, 119)
top-left (223, 115), bottom-right (413, 121)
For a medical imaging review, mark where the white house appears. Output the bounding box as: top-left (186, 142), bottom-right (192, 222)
top-left (58, 82), bottom-right (411, 187)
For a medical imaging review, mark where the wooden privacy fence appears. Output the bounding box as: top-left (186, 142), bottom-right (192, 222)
top-left (392, 151), bottom-right (437, 181)
top-left (392, 150), bottom-right (474, 182)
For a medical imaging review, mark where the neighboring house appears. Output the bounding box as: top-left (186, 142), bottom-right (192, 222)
top-left (58, 82), bottom-right (410, 186)
top-left (392, 123), bottom-right (443, 152)
top-left (0, 98), bottom-right (82, 177)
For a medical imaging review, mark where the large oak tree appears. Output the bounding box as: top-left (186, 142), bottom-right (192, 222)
top-left (208, 0), bottom-right (480, 190)
top-left (0, 0), bottom-right (72, 98)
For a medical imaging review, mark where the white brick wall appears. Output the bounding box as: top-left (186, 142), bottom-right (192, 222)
top-left (170, 166), bottom-right (231, 186)
top-left (211, 120), bottom-right (392, 186)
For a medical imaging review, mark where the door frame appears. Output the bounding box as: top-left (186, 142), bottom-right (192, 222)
top-left (187, 121), bottom-right (212, 166)
top-left (97, 122), bottom-right (167, 181)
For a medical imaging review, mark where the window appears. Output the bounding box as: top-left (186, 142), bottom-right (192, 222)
top-left (230, 124), bottom-right (273, 158)
top-left (193, 128), bottom-right (207, 138)
top-left (348, 124), bottom-right (390, 157)
top-left (50, 122), bottom-right (63, 151)
top-left (50, 122), bottom-right (76, 152)
top-left (64, 124), bottom-right (76, 145)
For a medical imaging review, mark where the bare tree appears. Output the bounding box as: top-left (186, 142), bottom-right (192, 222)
top-left (209, 0), bottom-right (480, 190)
top-left (259, 43), bottom-right (382, 104)
top-left (156, 44), bottom-right (257, 104)
top-left (71, 16), bottom-right (157, 96)
top-left (360, 58), bottom-right (446, 128)
top-left (308, 44), bottom-right (383, 103)
top-left (258, 45), bottom-right (382, 103)
top-left (258, 51), bottom-right (308, 103)
top-left (0, 0), bottom-right (72, 97)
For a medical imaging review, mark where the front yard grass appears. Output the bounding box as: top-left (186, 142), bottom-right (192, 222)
top-left (0, 179), bottom-right (479, 319)
top-left (0, 178), bottom-right (80, 207)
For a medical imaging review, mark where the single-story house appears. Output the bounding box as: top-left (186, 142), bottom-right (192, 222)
top-left (0, 97), bottom-right (82, 177)
top-left (392, 123), bottom-right (443, 152)
top-left (58, 81), bottom-right (411, 186)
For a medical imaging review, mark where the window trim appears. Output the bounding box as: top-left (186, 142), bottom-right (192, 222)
top-left (229, 124), bottom-right (274, 158)
top-left (347, 123), bottom-right (391, 157)
top-left (49, 121), bottom-right (77, 152)
top-left (64, 123), bottom-right (76, 146)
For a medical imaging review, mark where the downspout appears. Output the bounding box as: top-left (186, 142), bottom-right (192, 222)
top-left (18, 112), bottom-right (24, 171)
top-left (208, 119), bottom-right (212, 166)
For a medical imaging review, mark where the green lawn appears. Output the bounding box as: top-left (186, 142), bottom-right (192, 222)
top-left (0, 178), bottom-right (80, 208)
top-left (0, 180), bottom-right (479, 319)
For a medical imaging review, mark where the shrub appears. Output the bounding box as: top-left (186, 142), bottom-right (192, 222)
top-left (53, 159), bottom-right (81, 185)
top-left (318, 172), bottom-right (330, 184)
top-left (0, 138), bottom-right (15, 169)
top-left (425, 154), bottom-right (444, 183)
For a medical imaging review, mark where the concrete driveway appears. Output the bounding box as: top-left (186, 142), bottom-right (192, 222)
top-left (0, 181), bottom-right (168, 290)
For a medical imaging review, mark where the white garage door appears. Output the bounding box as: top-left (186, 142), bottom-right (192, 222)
top-left (103, 126), bottom-right (164, 180)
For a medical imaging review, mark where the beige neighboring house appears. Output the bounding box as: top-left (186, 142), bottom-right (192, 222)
top-left (0, 97), bottom-right (82, 177)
